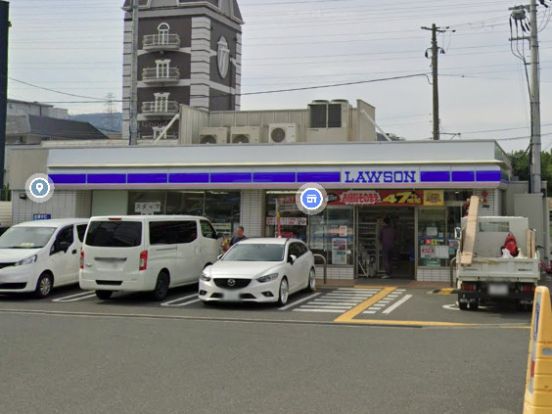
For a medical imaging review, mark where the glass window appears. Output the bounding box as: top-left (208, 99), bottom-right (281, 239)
top-left (200, 220), bottom-right (217, 239)
top-left (150, 221), bottom-right (179, 245)
top-left (265, 193), bottom-right (308, 241)
top-left (76, 225), bottom-right (87, 242)
top-left (224, 243), bottom-right (284, 262)
top-left (288, 243), bottom-right (302, 258)
top-left (128, 191), bottom-right (165, 215)
top-left (86, 221), bottom-right (142, 247)
top-left (0, 227), bottom-right (56, 249)
top-left (418, 208), bottom-right (450, 267)
top-left (174, 221), bottom-right (198, 244)
top-left (308, 207), bottom-right (354, 266)
top-left (56, 226), bottom-right (74, 245)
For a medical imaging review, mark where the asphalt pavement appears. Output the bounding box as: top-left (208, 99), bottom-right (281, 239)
top-left (0, 284), bottom-right (532, 414)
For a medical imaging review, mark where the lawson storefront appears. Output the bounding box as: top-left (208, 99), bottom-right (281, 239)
top-left (10, 140), bottom-right (511, 282)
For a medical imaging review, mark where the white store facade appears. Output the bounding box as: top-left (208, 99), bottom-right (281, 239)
top-left (9, 140), bottom-right (512, 282)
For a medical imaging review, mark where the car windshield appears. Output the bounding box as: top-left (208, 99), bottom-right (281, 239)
top-left (85, 221), bottom-right (142, 247)
top-left (0, 226), bottom-right (56, 249)
top-left (223, 243), bottom-right (284, 262)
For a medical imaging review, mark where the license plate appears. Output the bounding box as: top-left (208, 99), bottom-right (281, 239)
top-left (489, 284), bottom-right (509, 296)
top-left (224, 291), bottom-right (240, 301)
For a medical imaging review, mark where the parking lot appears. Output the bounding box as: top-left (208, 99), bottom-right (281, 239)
top-left (0, 283), bottom-right (533, 328)
top-left (0, 283), bottom-right (531, 414)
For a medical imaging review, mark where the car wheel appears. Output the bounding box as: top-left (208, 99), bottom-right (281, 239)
top-left (34, 272), bottom-right (53, 298)
top-left (277, 277), bottom-right (289, 306)
top-left (468, 302), bottom-right (479, 311)
top-left (151, 271), bottom-right (170, 301)
top-left (95, 290), bottom-right (113, 300)
top-left (458, 301), bottom-right (468, 311)
top-left (307, 268), bottom-right (316, 292)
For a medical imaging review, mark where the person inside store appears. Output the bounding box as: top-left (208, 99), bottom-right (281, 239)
top-left (379, 217), bottom-right (395, 279)
top-left (230, 225), bottom-right (247, 246)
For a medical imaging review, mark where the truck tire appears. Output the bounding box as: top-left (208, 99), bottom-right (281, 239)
top-left (459, 301), bottom-right (468, 311)
top-left (469, 302), bottom-right (479, 311)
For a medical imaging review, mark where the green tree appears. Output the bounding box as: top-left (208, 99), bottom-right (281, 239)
top-left (511, 150), bottom-right (552, 194)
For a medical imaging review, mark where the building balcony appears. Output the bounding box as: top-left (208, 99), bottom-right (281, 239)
top-left (143, 34), bottom-right (181, 51)
top-left (141, 101), bottom-right (179, 118)
top-left (142, 67), bottom-right (180, 84)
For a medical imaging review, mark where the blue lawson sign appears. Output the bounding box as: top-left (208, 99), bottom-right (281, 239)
top-left (48, 168), bottom-right (504, 188)
top-left (33, 214), bottom-right (52, 221)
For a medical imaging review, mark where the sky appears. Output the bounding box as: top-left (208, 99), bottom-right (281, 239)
top-left (6, 0), bottom-right (552, 152)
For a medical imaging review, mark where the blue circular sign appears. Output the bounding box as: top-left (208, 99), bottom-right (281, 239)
top-left (25, 174), bottom-right (55, 203)
top-left (296, 183), bottom-right (328, 215)
top-left (30, 178), bottom-right (50, 198)
top-left (300, 188), bottom-right (324, 210)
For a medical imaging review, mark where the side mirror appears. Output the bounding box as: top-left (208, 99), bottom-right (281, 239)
top-left (454, 227), bottom-right (462, 240)
top-left (288, 254), bottom-right (297, 265)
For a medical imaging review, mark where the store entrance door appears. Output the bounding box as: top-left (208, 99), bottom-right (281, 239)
top-left (356, 207), bottom-right (415, 279)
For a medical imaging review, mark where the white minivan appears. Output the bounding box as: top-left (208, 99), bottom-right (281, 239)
top-left (0, 218), bottom-right (89, 298)
top-left (80, 216), bottom-right (221, 300)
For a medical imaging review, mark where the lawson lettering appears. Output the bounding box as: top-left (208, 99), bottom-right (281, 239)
top-left (343, 170), bottom-right (417, 184)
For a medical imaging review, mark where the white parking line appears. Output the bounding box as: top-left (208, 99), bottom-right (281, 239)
top-left (278, 292), bottom-right (322, 311)
top-left (293, 308), bottom-right (346, 313)
top-left (160, 294), bottom-right (198, 307)
top-left (52, 291), bottom-right (97, 303)
top-left (382, 294), bottom-right (413, 315)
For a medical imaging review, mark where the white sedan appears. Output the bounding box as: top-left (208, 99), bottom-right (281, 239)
top-left (199, 238), bottom-right (316, 306)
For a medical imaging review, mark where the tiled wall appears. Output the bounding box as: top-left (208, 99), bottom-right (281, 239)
top-left (417, 266), bottom-right (452, 283)
top-left (12, 190), bottom-right (91, 224)
top-left (315, 266), bottom-right (355, 280)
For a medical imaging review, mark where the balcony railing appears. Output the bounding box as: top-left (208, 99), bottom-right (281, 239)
top-left (143, 33), bottom-right (181, 51)
top-left (141, 101), bottom-right (179, 117)
top-left (142, 67), bottom-right (180, 84)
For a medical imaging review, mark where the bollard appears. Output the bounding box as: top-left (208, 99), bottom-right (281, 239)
top-left (523, 286), bottom-right (552, 413)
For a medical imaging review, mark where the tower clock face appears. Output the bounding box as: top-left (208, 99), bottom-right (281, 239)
top-left (217, 36), bottom-right (230, 79)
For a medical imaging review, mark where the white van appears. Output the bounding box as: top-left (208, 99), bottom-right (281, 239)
top-left (0, 218), bottom-right (89, 298)
top-left (80, 216), bottom-right (221, 300)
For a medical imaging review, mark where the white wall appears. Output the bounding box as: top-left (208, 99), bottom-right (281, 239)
top-left (91, 191), bottom-right (129, 216)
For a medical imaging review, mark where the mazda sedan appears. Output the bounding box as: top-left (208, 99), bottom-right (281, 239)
top-left (199, 238), bottom-right (316, 306)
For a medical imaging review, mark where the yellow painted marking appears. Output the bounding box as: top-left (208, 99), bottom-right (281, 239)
top-left (435, 288), bottom-right (455, 295)
top-left (334, 287), bottom-right (396, 323)
top-left (334, 319), bottom-right (530, 328)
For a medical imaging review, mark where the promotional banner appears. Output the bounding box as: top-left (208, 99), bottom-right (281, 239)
top-left (327, 190), bottom-right (424, 206)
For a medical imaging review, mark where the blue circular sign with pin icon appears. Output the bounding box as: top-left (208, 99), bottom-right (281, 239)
top-left (296, 183), bottom-right (328, 215)
top-left (25, 174), bottom-right (55, 203)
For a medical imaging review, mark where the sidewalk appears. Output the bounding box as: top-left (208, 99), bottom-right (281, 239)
top-left (317, 277), bottom-right (451, 290)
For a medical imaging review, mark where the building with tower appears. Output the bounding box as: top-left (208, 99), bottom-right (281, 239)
top-left (121, 0), bottom-right (243, 141)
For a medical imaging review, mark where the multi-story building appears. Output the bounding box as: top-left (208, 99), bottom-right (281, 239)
top-left (121, 0), bottom-right (243, 141)
top-left (7, 99), bottom-right (69, 119)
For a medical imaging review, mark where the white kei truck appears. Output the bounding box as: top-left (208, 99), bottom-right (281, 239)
top-left (456, 196), bottom-right (540, 311)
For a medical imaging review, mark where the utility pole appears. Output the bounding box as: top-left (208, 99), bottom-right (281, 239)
top-left (509, 0), bottom-right (546, 194)
top-left (421, 24), bottom-right (453, 141)
top-left (129, 0), bottom-right (139, 146)
top-left (528, 0), bottom-right (542, 194)
top-left (0, 1), bottom-right (9, 193)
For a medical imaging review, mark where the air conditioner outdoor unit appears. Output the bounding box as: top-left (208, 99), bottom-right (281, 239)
top-left (199, 127), bottom-right (228, 144)
top-left (268, 123), bottom-right (297, 144)
top-left (230, 126), bottom-right (261, 144)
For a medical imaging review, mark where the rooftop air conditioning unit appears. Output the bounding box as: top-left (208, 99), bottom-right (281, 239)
top-left (230, 126), bottom-right (261, 144)
top-left (199, 127), bottom-right (228, 144)
top-left (269, 123), bottom-right (297, 144)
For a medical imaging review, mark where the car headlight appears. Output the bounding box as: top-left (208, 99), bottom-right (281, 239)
top-left (200, 273), bottom-right (212, 282)
top-left (15, 255), bottom-right (38, 266)
top-left (257, 273), bottom-right (279, 283)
